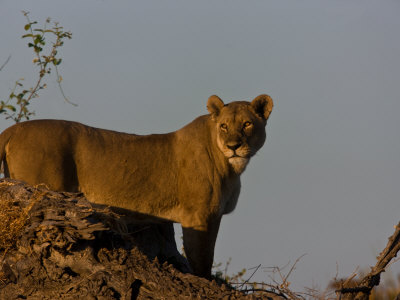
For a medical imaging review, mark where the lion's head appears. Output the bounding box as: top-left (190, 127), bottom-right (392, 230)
top-left (207, 94), bottom-right (273, 174)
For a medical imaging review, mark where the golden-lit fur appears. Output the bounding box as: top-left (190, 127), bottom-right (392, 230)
top-left (0, 94), bottom-right (273, 278)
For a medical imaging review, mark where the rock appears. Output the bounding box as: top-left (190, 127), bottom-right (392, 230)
top-left (0, 179), bottom-right (268, 299)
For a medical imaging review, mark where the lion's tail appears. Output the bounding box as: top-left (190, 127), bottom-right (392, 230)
top-left (0, 125), bottom-right (14, 177)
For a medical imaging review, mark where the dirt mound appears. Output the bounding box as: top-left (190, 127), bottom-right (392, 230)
top-left (0, 179), bottom-right (266, 299)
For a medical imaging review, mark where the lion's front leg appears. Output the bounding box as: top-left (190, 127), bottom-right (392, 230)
top-left (182, 216), bottom-right (222, 279)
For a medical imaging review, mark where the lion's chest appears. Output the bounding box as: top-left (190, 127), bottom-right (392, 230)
top-left (220, 177), bottom-right (241, 215)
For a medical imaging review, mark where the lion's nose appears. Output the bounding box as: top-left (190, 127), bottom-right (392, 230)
top-left (227, 142), bottom-right (242, 151)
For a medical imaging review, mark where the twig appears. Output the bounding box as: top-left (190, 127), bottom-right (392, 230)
top-left (284, 254), bottom-right (307, 283)
top-left (54, 64), bottom-right (77, 106)
top-left (238, 264), bottom-right (261, 289)
top-left (0, 55), bottom-right (11, 72)
top-left (242, 287), bottom-right (289, 299)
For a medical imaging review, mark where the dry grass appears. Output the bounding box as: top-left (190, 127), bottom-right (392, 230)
top-left (0, 198), bottom-right (28, 251)
top-left (0, 182), bottom-right (40, 251)
top-left (0, 182), bottom-right (45, 285)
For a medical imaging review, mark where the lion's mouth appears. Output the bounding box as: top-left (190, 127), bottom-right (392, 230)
top-left (228, 151), bottom-right (251, 159)
top-left (228, 156), bottom-right (250, 174)
top-left (228, 156), bottom-right (249, 162)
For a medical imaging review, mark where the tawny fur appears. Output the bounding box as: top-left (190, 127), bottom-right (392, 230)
top-left (0, 94), bottom-right (273, 278)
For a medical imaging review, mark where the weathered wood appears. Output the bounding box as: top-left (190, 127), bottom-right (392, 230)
top-left (336, 222), bottom-right (400, 300)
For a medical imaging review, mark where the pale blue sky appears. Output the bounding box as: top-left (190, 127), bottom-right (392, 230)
top-left (1, 0), bottom-right (400, 291)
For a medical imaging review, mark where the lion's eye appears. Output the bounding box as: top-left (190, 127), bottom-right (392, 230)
top-left (220, 123), bottom-right (228, 131)
top-left (243, 121), bottom-right (252, 128)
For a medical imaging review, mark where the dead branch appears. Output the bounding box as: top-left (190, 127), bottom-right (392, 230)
top-left (336, 221), bottom-right (400, 300)
top-left (0, 55), bottom-right (11, 72)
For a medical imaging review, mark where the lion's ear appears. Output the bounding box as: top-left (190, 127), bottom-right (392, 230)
top-left (207, 95), bottom-right (224, 117)
top-left (251, 94), bottom-right (274, 121)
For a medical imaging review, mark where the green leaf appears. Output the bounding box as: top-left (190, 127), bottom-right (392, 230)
top-left (34, 46), bottom-right (43, 53)
top-left (6, 105), bottom-right (16, 112)
top-left (53, 58), bottom-right (62, 66)
top-left (34, 35), bottom-right (41, 44)
top-left (24, 24), bottom-right (31, 30)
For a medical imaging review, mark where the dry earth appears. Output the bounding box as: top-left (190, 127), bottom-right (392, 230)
top-left (0, 179), bottom-right (276, 299)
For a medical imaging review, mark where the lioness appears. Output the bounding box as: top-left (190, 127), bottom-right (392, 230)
top-left (0, 94), bottom-right (273, 278)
